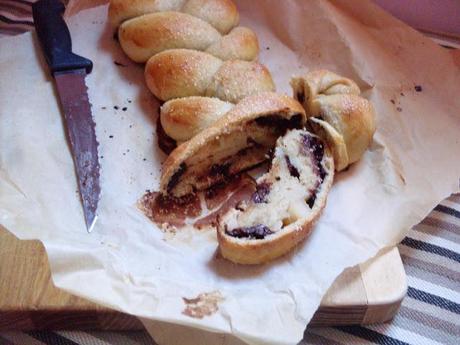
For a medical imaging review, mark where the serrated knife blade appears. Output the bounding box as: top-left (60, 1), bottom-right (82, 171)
top-left (33, 0), bottom-right (100, 232)
top-left (54, 70), bottom-right (100, 232)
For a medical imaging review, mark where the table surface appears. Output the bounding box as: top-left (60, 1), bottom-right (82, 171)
top-left (1, 1), bottom-right (459, 345)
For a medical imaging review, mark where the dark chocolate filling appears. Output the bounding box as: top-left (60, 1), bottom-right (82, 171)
top-left (209, 162), bottom-right (231, 178)
top-left (296, 91), bottom-right (305, 104)
top-left (226, 224), bottom-right (273, 239)
top-left (167, 162), bottom-right (187, 193)
top-left (254, 114), bottom-right (303, 132)
top-left (285, 156), bottom-right (300, 178)
top-left (306, 195), bottom-right (316, 209)
top-left (156, 116), bottom-right (177, 155)
top-left (300, 134), bottom-right (326, 181)
top-left (299, 133), bottom-right (327, 208)
top-left (252, 182), bottom-right (271, 203)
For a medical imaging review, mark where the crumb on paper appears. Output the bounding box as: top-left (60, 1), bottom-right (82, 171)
top-left (414, 85), bottom-right (423, 92)
top-left (396, 107), bottom-right (402, 112)
top-left (114, 61), bottom-right (127, 67)
top-left (182, 291), bottom-right (224, 319)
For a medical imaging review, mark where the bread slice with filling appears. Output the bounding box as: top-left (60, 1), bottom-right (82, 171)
top-left (160, 92), bottom-right (306, 197)
top-left (217, 129), bottom-right (334, 264)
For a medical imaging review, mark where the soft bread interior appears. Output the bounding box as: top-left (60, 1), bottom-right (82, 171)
top-left (217, 129), bottom-right (334, 264)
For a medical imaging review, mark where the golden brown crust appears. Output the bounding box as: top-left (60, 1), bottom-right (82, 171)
top-left (119, 12), bottom-right (221, 63)
top-left (205, 27), bottom-right (259, 62)
top-left (160, 92), bottom-right (306, 196)
top-left (160, 96), bottom-right (233, 142)
top-left (291, 70), bottom-right (376, 171)
top-left (109, 0), bottom-right (186, 27)
top-left (109, 0), bottom-right (239, 34)
top-left (145, 49), bottom-right (274, 102)
top-left (311, 94), bottom-right (376, 168)
top-left (145, 49), bottom-right (223, 101)
top-left (205, 60), bottom-right (275, 104)
top-left (118, 13), bottom-right (258, 63)
top-left (181, 0), bottom-right (239, 34)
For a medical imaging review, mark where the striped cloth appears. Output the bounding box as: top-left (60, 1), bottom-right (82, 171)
top-left (1, 1), bottom-right (459, 344)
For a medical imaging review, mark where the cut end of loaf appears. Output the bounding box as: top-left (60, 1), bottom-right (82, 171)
top-left (217, 129), bottom-right (334, 265)
top-left (159, 92), bottom-right (307, 197)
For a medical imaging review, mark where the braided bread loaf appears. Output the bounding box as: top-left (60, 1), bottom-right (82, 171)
top-left (110, 0), bottom-right (276, 147)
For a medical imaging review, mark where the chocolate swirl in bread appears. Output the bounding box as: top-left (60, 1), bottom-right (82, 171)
top-left (217, 129), bottom-right (334, 264)
top-left (159, 92), bottom-right (306, 197)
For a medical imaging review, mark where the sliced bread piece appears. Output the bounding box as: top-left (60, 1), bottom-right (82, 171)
top-left (160, 92), bottom-right (306, 197)
top-left (217, 129), bottom-right (334, 264)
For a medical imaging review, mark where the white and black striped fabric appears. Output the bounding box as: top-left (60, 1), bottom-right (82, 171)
top-left (1, 1), bottom-right (459, 344)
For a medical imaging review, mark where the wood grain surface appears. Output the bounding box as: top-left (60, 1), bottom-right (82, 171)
top-left (0, 226), bottom-right (406, 330)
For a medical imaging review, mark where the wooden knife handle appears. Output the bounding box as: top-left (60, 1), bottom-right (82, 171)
top-left (32, 0), bottom-right (93, 74)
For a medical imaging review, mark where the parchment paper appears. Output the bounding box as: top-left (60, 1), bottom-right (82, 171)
top-left (1, 1), bottom-right (460, 344)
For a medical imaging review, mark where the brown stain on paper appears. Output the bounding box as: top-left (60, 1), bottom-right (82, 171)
top-left (182, 291), bottom-right (224, 319)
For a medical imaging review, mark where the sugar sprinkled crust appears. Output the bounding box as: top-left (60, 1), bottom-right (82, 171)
top-left (145, 49), bottom-right (275, 102)
top-left (118, 12), bottom-right (257, 63)
top-left (109, 0), bottom-right (238, 34)
top-left (217, 129), bottom-right (334, 264)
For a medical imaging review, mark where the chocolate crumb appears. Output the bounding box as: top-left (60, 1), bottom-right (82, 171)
top-left (129, 125), bottom-right (133, 128)
top-left (114, 106), bottom-right (119, 110)
top-left (400, 92), bottom-right (405, 96)
top-left (266, 47), bottom-right (270, 50)
top-left (143, 158), bottom-right (147, 161)
top-left (390, 99), bottom-right (395, 104)
top-left (114, 61), bottom-right (127, 67)
top-left (414, 85), bottom-right (423, 92)
top-left (122, 107), bottom-right (127, 111)
top-left (100, 155), bottom-right (104, 159)
top-left (109, 135), bottom-right (114, 138)
top-left (128, 100), bottom-right (132, 103)
top-left (275, 176), bottom-right (280, 181)
top-left (101, 106), bottom-right (106, 110)
top-left (396, 107), bottom-right (402, 112)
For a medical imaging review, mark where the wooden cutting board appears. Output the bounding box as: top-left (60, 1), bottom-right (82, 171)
top-left (0, 226), bottom-right (407, 330)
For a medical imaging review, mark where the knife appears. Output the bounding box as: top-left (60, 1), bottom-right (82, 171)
top-left (32, 0), bottom-right (100, 232)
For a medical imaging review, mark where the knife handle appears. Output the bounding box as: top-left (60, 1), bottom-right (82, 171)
top-left (32, 0), bottom-right (92, 74)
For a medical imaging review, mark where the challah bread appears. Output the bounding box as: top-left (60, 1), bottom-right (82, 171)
top-left (109, 0), bottom-right (239, 34)
top-left (291, 70), bottom-right (376, 171)
top-left (217, 129), bottom-right (334, 264)
top-left (118, 12), bottom-right (258, 63)
top-left (160, 97), bottom-right (233, 143)
top-left (145, 49), bottom-right (275, 102)
top-left (160, 92), bottom-right (306, 197)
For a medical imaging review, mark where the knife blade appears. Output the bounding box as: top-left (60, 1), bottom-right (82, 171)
top-left (32, 0), bottom-right (100, 232)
